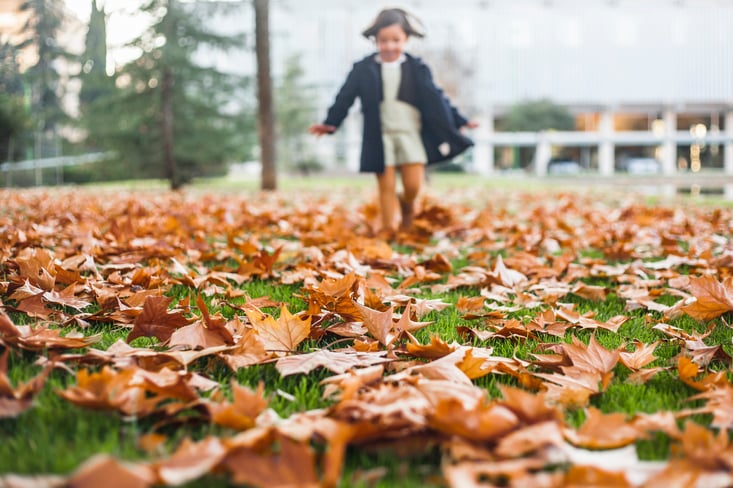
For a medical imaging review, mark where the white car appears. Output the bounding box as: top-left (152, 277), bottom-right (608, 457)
top-left (624, 158), bottom-right (660, 175)
top-left (547, 159), bottom-right (581, 175)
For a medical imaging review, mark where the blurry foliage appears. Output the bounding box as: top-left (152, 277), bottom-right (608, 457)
top-left (17, 0), bottom-right (70, 133)
top-left (78, 0), bottom-right (112, 112)
top-left (0, 43), bottom-right (30, 161)
top-left (79, 0), bottom-right (254, 187)
top-left (275, 54), bottom-right (318, 174)
top-left (499, 99), bottom-right (575, 132)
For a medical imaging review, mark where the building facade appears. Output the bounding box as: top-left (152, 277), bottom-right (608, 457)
top-left (258, 0), bottom-right (733, 176)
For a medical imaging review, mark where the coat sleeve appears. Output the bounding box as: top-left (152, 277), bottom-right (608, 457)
top-left (323, 62), bottom-right (361, 129)
top-left (418, 62), bottom-right (469, 128)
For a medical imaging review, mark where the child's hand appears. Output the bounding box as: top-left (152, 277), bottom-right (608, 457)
top-left (309, 124), bottom-right (336, 136)
top-left (464, 120), bottom-right (479, 129)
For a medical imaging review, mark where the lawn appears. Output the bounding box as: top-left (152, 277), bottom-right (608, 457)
top-left (1, 174), bottom-right (732, 487)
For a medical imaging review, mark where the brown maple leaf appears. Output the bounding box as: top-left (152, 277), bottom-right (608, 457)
top-left (42, 283), bottom-right (92, 311)
top-left (126, 295), bottom-right (191, 344)
top-left (57, 366), bottom-right (155, 416)
top-left (406, 335), bottom-right (457, 359)
top-left (619, 340), bottom-right (659, 370)
top-left (153, 437), bottom-right (227, 486)
top-left (218, 329), bottom-right (270, 370)
top-left (352, 301), bottom-right (398, 347)
top-left (304, 272), bottom-right (363, 322)
top-left (682, 275), bottom-right (733, 321)
top-left (571, 282), bottom-right (609, 301)
top-left (687, 384), bottom-right (733, 430)
top-left (221, 433), bottom-right (320, 488)
top-left (0, 349), bottom-right (51, 418)
top-left (207, 381), bottom-right (268, 431)
top-left (67, 454), bottom-right (154, 488)
top-left (275, 349), bottom-right (391, 377)
top-left (498, 384), bottom-right (562, 425)
top-left (494, 420), bottom-right (565, 458)
top-left (246, 304), bottom-right (311, 355)
top-left (0, 308), bottom-right (101, 351)
top-left (491, 254), bottom-right (528, 287)
top-left (677, 356), bottom-right (729, 391)
top-left (427, 397), bottom-right (519, 442)
top-left (58, 366), bottom-right (200, 417)
top-left (564, 407), bottom-right (642, 449)
top-left (168, 296), bottom-right (234, 350)
top-left (562, 335), bottom-right (620, 378)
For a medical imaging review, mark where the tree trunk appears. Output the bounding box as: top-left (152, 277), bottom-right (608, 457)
top-left (254, 0), bottom-right (276, 190)
top-left (162, 65), bottom-right (177, 190)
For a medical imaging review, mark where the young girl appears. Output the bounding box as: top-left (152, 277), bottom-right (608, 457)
top-left (309, 8), bottom-right (477, 237)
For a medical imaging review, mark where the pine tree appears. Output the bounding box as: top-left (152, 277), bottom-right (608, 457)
top-left (276, 54), bottom-right (317, 174)
top-left (88, 0), bottom-right (251, 189)
top-left (0, 42), bottom-right (30, 162)
top-left (17, 0), bottom-right (69, 134)
top-left (79, 0), bottom-right (111, 108)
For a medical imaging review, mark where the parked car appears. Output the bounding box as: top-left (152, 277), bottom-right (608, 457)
top-left (547, 158), bottom-right (581, 175)
top-left (619, 157), bottom-right (661, 175)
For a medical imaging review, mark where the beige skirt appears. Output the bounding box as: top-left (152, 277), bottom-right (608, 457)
top-left (382, 131), bottom-right (428, 167)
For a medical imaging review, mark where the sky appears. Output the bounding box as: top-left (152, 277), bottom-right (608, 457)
top-left (64, 0), bottom-right (147, 67)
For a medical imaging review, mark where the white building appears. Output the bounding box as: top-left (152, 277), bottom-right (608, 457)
top-left (72, 0), bottom-right (733, 176)
top-left (241, 0), bottom-right (733, 176)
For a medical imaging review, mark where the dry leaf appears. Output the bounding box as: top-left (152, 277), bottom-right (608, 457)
top-left (127, 295), bottom-right (190, 344)
top-left (682, 275), bottom-right (733, 321)
top-left (246, 304), bottom-right (311, 355)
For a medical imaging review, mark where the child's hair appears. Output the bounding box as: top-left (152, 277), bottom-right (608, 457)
top-left (362, 8), bottom-right (426, 39)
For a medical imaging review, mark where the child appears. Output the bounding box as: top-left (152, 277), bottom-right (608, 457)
top-left (309, 7), bottom-right (477, 237)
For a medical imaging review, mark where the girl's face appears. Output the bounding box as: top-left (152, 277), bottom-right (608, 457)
top-left (376, 23), bottom-right (408, 62)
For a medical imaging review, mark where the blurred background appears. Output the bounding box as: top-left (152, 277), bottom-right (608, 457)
top-left (1, 0), bottom-right (732, 187)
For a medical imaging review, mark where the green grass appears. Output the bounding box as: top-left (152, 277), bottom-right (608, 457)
top-left (3, 270), bottom-right (729, 482)
top-left (2, 182), bottom-right (733, 486)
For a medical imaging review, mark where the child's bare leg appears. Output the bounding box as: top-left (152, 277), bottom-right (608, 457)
top-left (376, 167), bottom-right (397, 233)
top-left (398, 163), bottom-right (424, 229)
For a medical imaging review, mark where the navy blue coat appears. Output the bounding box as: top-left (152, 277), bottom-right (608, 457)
top-left (323, 53), bottom-right (474, 173)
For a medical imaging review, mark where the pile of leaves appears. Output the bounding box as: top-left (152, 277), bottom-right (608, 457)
top-left (1, 186), bottom-right (733, 487)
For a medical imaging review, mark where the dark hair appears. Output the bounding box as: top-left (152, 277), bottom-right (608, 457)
top-left (361, 8), bottom-right (425, 39)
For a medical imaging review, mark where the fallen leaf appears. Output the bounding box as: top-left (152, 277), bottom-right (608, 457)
top-left (427, 398), bottom-right (519, 442)
top-left (221, 433), bottom-right (320, 488)
top-left (682, 275), bottom-right (733, 321)
top-left (127, 295), bottom-right (190, 344)
top-left (246, 304), bottom-right (311, 355)
top-left (565, 407), bottom-right (642, 449)
top-left (0, 349), bottom-right (51, 418)
top-left (275, 349), bottom-right (391, 377)
top-left (153, 437), bottom-right (227, 486)
top-left (207, 381), bottom-right (268, 431)
top-left (68, 454), bottom-right (154, 488)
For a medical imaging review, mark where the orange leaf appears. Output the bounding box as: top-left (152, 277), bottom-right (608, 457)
top-left (0, 349), bottom-right (51, 418)
top-left (682, 275), bottom-right (733, 321)
top-left (275, 349), bottom-right (391, 377)
top-left (428, 398), bottom-right (519, 442)
top-left (246, 304), bottom-right (311, 354)
top-left (619, 340), bottom-right (659, 370)
top-left (68, 454), bottom-right (153, 488)
top-left (154, 437), bottom-right (227, 486)
top-left (208, 381), bottom-right (268, 431)
top-left (127, 295), bottom-right (190, 343)
top-left (565, 407), bottom-right (641, 449)
top-left (222, 433), bottom-right (320, 488)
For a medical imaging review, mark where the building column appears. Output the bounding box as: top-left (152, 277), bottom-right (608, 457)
top-left (472, 113), bottom-right (494, 176)
top-left (598, 110), bottom-right (615, 176)
top-left (345, 114), bottom-right (360, 172)
top-left (535, 133), bottom-right (551, 177)
top-left (725, 111), bottom-right (733, 176)
top-left (661, 109), bottom-right (677, 175)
